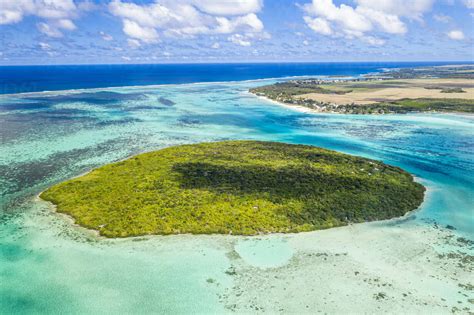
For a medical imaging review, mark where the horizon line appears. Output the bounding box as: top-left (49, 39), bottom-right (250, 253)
top-left (0, 60), bottom-right (473, 67)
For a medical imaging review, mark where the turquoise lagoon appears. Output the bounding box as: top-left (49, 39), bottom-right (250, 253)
top-left (1, 79), bottom-right (473, 313)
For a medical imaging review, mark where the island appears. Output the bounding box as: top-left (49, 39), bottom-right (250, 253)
top-left (40, 141), bottom-right (425, 237)
top-left (250, 65), bottom-right (474, 114)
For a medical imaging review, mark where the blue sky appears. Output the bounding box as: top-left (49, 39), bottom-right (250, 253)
top-left (0, 0), bottom-right (473, 65)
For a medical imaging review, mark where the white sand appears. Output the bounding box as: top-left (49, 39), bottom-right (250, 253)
top-left (221, 221), bottom-right (473, 314)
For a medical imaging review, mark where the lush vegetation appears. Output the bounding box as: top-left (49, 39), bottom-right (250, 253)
top-left (371, 65), bottom-right (474, 79)
top-left (40, 141), bottom-right (425, 237)
top-left (250, 81), bottom-right (352, 99)
top-left (386, 98), bottom-right (474, 113)
top-left (317, 98), bottom-right (474, 114)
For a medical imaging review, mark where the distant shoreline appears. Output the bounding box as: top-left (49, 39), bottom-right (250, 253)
top-left (2, 61), bottom-right (471, 95)
top-left (248, 66), bottom-right (474, 115)
top-left (252, 93), bottom-right (474, 116)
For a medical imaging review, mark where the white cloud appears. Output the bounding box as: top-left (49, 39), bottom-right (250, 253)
top-left (123, 19), bottom-right (159, 43)
top-left (38, 41), bottom-right (57, 56)
top-left (0, 0), bottom-right (77, 24)
top-left (304, 17), bottom-right (332, 35)
top-left (109, 0), bottom-right (265, 46)
top-left (37, 22), bottom-right (63, 37)
top-left (1, 0), bottom-right (78, 24)
top-left (354, 0), bottom-right (434, 20)
top-left (57, 19), bottom-right (76, 30)
top-left (0, 0), bottom-right (91, 37)
top-left (121, 56), bottom-right (131, 61)
top-left (303, 0), bottom-right (372, 36)
top-left (77, 0), bottom-right (98, 11)
top-left (100, 31), bottom-right (113, 41)
top-left (35, 0), bottom-right (77, 19)
top-left (447, 30), bottom-right (465, 40)
top-left (37, 18), bottom-right (76, 37)
top-left (127, 38), bottom-right (141, 48)
top-left (356, 7), bottom-right (406, 34)
top-left (194, 0), bottom-right (262, 16)
top-left (464, 0), bottom-right (474, 9)
top-left (38, 42), bottom-right (52, 50)
top-left (363, 36), bottom-right (385, 46)
top-left (211, 42), bottom-right (220, 49)
top-left (433, 14), bottom-right (451, 23)
top-left (215, 13), bottom-right (263, 34)
top-left (302, 0), bottom-right (433, 44)
top-left (303, 40), bottom-right (309, 46)
top-left (0, 8), bottom-right (25, 24)
top-left (228, 34), bottom-right (251, 46)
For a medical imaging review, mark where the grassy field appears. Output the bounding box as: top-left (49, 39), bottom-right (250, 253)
top-left (40, 141), bottom-right (425, 237)
top-left (295, 79), bottom-right (474, 105)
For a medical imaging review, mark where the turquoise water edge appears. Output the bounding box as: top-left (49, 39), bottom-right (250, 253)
top-left (1, 78), bottom-right (473, 313)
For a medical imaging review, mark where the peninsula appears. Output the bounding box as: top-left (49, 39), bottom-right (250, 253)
top-left (250, 65), bottom-right (474, 114)
top-left (40, 141), bottom-right (425, 237)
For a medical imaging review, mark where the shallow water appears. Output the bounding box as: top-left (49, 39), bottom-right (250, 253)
top-left (1, 79), bottom-right (473, 313)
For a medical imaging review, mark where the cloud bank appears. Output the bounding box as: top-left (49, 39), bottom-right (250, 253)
top-left (0, 0), bottom-right (92, 37)
top-left (302, 0), bottom-right (434, 45)
top-left (109, 0), bottom-right (266, 46)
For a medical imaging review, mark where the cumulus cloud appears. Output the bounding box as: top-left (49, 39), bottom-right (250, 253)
top-left (304, 17), bottom-right (332, 35)
top-left (215, 13), bottom-right (263, 34)
top-left (0, 0), bottom-right (90, 37)
top-left (0, 1), bottom-right (27, 24)
top-left (228, 33), bottom-right (251, 46)
top-left (1, 0), bottom-right (76, 24)
top-left (354, 0), bottom-right (434, 20)
top-left (194, 0), bottom-right (262, 16)
top-left (302, 0), bottom-right (433, 45)
top-left (464, 0), bottom-right (474, 9)
top-left (109, 0), bottom-right (265, 46)
top-left (123, 19), bottom-right (159, 43)
top-left (447, 30), bottom-right (465, 40)
top-left (56, 18), bottom-right (76, 30)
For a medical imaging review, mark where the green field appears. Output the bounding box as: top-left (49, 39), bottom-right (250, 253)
top-left (40, 141), bottom-right (425, 237)
top-left (387, 98), bottom-right (474, 113)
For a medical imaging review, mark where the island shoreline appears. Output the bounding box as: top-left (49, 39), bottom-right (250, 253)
top-left (36, 143), bottom-right (428, 240)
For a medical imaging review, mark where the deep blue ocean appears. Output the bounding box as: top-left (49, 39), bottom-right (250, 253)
top-left (0, 61), bottom-right (466, 94)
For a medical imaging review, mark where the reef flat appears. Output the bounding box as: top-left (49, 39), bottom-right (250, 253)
top-left (40, 141), bottom-right (425, 237)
